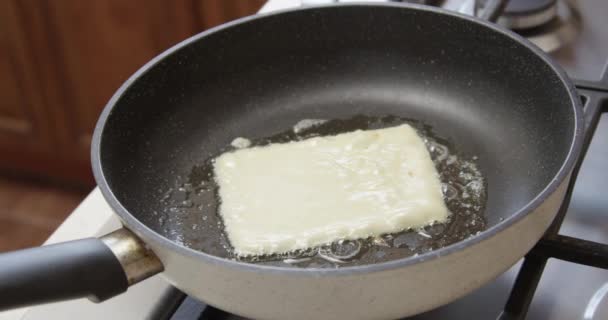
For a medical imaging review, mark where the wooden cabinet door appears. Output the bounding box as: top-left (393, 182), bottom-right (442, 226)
top-left (37, 0), bottom-right (198, 172)
top-left (0, 0), bottom-right (264, 187)
top-left (194, 0), bottom-right (266, 29)
top-left (0, 1), bottom-right (61, 180)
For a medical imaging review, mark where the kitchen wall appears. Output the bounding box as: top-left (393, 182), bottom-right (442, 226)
top-left (0, 0), bottom-right (264, 187)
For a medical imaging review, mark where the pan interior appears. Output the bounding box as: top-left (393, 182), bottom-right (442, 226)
top-left (98, 6), bottom-right (576, 263)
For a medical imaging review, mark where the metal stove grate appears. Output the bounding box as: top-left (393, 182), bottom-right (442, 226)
top-left (498, 72), bottom-right (608, 320)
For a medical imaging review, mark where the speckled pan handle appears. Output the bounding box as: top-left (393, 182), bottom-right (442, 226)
top-left (0, 228), bottom-right (162, 311)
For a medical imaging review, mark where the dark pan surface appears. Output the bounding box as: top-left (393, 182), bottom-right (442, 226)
top-left (95, 5), bottom-right (580, 266)
top-left (159, 114), bottom-right (488, 267)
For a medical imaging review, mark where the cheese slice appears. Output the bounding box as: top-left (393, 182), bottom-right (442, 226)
top-left (213, 124), bottom-right (448, 256)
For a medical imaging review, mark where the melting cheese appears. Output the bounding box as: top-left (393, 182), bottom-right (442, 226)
top-left (214, 124), bottom-right (448, 256)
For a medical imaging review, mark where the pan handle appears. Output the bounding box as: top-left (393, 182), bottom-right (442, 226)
top-left (0, 228), bottom-right (163, 311)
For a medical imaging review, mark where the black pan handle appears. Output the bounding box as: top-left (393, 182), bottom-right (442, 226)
top-left (0, 228), bottom-right (163, 311)
top-left (479, 0), bottom-right (509, 22)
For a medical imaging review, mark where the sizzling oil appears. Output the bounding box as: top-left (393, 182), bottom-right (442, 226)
top-left (157, 115), bottom-right (486, 268)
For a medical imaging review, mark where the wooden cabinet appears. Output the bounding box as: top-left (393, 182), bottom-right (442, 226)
top-left (0, 0), bottom-right (264, 187)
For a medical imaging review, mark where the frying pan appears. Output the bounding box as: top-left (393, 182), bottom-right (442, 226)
top-left (0, 3), bottom-right (584, 319)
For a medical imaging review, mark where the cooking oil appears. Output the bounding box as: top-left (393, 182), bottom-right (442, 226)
top-left (159, 115), bottom-right (486, 268)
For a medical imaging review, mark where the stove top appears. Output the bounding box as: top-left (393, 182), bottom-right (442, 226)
top-left (13, 1), bottom-right (608, 320)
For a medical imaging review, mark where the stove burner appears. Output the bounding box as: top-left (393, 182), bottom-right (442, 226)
top-left (497, 0), bottom-right (557, 29)
top-left (441, 0), bottom-right (578, 53)
top-left (513, 0), bottom-right (580, 53)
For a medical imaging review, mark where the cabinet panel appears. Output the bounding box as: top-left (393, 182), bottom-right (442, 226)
top-left (0, 0), bottom-right (92, 185)
top-left (195, 0), bottom-right (266, 29)
top-left (0, 1), bottom-right (47, 142)
top-left (43, 0), bottom-right (198, 154)
top-left (0, 46), bottom-right (30, 135)
top-left (0, 0), bottom-right (264, 186)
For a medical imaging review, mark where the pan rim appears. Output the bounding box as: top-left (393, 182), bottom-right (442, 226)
top-left (92, 2), bottom-right (584, 276)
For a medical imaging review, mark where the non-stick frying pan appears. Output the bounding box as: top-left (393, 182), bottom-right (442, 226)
top-left (0, 3), bottom-right (583, 319)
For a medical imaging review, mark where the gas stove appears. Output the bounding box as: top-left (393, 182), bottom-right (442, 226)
top-left (11, 1), bottom-right (608, 320)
